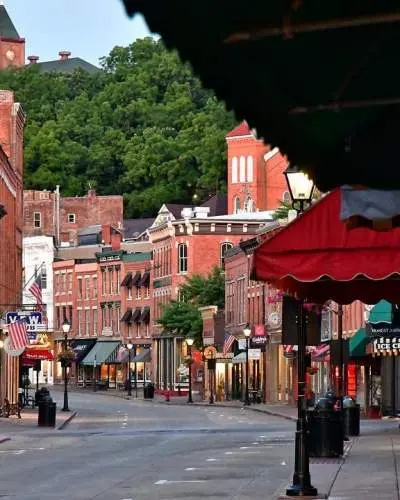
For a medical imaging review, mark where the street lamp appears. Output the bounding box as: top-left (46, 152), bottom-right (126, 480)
top-left (284, 166), bottom-right (317, 497)
top-left (186, 337), bottom-right (194, 403)
top-left (61, 318), bottom-right (71, 412)
top-left (243, 324), bottom-right (251, 406)
top-left (127, 342), bottom-right (133, 397)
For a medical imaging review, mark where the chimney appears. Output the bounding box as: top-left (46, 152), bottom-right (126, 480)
top-left (28, 55), bottom-right (39, 65)
top-left (101, 225), bottom-right (111, 245)
top-left (59, 51), bottom-right (71, 61)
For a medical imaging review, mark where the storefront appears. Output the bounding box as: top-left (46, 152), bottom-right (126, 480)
top-left (69, 339), bottom-right (96, 386)
top-left (153, 336), bottom-right (188, 392)
top-left (80, 340), bottom-right (120, 387)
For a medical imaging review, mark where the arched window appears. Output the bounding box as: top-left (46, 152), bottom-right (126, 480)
top-left (231, 157), bottom-right (238, 184)
top-left (220, 242), bottom-right (233, 268)
top-left (245, 196), bottom-right (254, 212)
top-left (283, 191), bottom-right (291, 204)
top-left (239, 156), bottom-right (246, 182)
top-left (234, 196), bottom-right (241, 214)
top-left (247, 156), bottom-right (254, 182)
top-left (177, 243), bottom-right (188, 274)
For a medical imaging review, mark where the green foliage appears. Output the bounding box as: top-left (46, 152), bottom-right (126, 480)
top-left (159, 267), bottom-right (225, 347)
top-left (0, 38), bottom-right (236, 216)
top-left (179, 266), bottom-right (225, 309)
top-left (272, 201), bottom-right (291, 220)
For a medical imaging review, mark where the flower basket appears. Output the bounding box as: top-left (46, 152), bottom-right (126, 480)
top-left (57, 349), bottom-right (75, 368)
top-left (307, 366), bottom-right (318, 375)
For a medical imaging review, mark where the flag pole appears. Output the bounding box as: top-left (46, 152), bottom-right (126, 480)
top-left (22, 262), bottom-right (45, 290)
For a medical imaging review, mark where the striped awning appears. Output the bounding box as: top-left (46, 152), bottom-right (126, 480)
top-left (81, 341), bottom-right (120, 366)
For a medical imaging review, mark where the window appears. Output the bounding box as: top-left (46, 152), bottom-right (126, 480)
top-left (283, 191), bottom-right (291, 204)
top-left (109, 268), bottom-right (114, 294)
top-left (239, 156), bottom-right (246, 182)
top-left (85, 277), bottom-right (90, 300)
top-left (56, 274), bottom-right (60, 294)
top-left (68, 305), bottom-right (73, 327)
top-left (116, 305), bottom-right (121, 333)
top-left (62, 273), bottom-right (66, 292)
top-left (93, 277), bottom-right (97, 298)
top-left (245, 196), bottom-right (254, 212)
top-left (102, 269), bottom-right (107, 295)
top-left (231, 156), bottom-right (238, 183)
top-left (128, 286), bottom-right (132, 300)
top-left (144, 287), bottom-right (150, 299)
top-left (40, 267), bottom-right (47, 290)
top-left (234, 196), bottom-right (241, 214)
top-left (85, 309), bottom-right (90, 336)
top-left (220, 242), bottom-right (233, 269)
top-left (68, 273), bottom-right (73, 292)
top-left (178, 243), bottom-right (188, 274)
top-left (247, 156), bottom-right (254, 182)
top-left (34, 212), bottom-right (41, 228)
top-left (136, 287), bottom-right (141, 300)
top-left (93, 309), bottom-right (97, 336)
top-left (78, 310), bottom-right (83, 335)
top-left (116, 268), bottom-right (121, 294)
top-left (78, 278), bottom-right (83, 298)
top-left (146, 324), bottom-right (150, 338)
top-left (136, 323), bottom-right (140, 338)
top-left (68, 213), bottom-right (76, 224)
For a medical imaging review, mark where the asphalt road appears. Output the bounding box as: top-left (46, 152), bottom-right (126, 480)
top-left (0, 391), bottom-right (296, 500)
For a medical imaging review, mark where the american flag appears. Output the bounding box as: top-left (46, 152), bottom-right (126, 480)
top-left (8, 320), bottom-right (29, 350)
top-left (29, 272), bottom-right (42, 311)
top-left (223, 332), bottom-right (236, 354)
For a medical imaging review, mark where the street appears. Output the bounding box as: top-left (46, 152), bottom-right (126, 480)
top-left (0, 391), bottom-right (296, 500)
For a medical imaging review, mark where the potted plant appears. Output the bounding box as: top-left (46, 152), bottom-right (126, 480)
top-left (57, 348), bottom-right (75, 368)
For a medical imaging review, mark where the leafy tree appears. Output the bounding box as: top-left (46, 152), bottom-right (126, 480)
top-left (158, 301), bottom-right (203, 347)
top-left (272, 201), bottom-right (291, 221)
top-left (0, 38), bottom-right (236, 216)
top-left (179, 266), bottom-right (225, 309)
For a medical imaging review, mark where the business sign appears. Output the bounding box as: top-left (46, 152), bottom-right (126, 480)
top-left (366, 322), bottom-right (400, 337)
top-left (248, 348), bottom-right (261, 360)
top-left (372, 337), bottom-right (400, 355)
top-left (250, 324), bottom-right (267, 350)
top-left (6, 311), bottom-right (46, 342)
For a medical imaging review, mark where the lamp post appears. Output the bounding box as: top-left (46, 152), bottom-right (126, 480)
top-left (186, 337), bottom-right (194, 403)
top-left (127, 342), bottom-right (133, 397)
top-left (61, 318), bottom-right (71, 412)
top-left (284, 165), bottom-right (317, 497)
top-left (243, 325), bottom-right (251, 406)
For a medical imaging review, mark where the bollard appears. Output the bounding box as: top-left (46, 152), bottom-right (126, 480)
top-left (165, 390), bottom-right (170, 402)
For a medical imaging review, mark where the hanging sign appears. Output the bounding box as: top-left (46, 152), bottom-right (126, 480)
top-left (248, 348), bottom-right (261, 360)
top-left (250, 324), bottom-right (267, 350)
top-left (372, 337), bottom-right (400, 355)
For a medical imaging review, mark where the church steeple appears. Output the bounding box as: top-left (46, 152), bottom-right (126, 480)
top-left (0, 3), bottom-right (25, 69)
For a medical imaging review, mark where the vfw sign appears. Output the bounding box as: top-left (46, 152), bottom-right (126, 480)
top-left (6, 312), bottom-right (46, 342)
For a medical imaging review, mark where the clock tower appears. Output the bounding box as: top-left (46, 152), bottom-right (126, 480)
top-left (0, 4), bottom-right (25, 69)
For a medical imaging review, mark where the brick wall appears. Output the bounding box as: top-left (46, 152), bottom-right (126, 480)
top-left (0, 38), bottom-right (25, 69)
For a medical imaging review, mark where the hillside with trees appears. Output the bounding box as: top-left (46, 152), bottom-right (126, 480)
top-left (0, 38), bottom-right (236, 217)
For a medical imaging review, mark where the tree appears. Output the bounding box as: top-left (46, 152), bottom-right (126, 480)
top-left (0, 38), bottom-right (236, 217)
top-left (158, 266), bottom-right (225, 347)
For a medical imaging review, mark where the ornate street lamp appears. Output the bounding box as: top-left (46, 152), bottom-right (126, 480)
top-left (186, 337), bottom-right (194, 404)
top-left (61, 318), bottom-right (71, 412)
top-left (284, 166), bottom-right (317, 497)
top-left (127, 341), bottom-right (133, 397)
top-left (243, 324), bottom-right (251, 406)
top-left (284, 165), bottom-right (315, 214)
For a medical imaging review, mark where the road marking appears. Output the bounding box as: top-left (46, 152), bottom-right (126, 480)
top-left (185, 468), bottom-right (197, 471)
top-left (206, 458), bottom-right (219, 462)
top-left (281, 461), bottom-right (287, 465)
top-left (259, 435), bottom-right (266, 438)
top-left (252, 442), bottom-right (259, 445)
top-left (226, 451), bottom-right (262, 455)
top-left (240, 446), bottom-right (250, 449)
top-left (155, 479), bottom-right (205, 485)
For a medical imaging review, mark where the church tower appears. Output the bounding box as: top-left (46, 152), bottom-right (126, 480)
top-left (226, 121), bottom-right (289, 214)
top-left (0, 4), bottom-right (25, 69)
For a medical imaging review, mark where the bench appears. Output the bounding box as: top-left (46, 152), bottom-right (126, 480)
top-left (0, 399), bottom-right (21, 419)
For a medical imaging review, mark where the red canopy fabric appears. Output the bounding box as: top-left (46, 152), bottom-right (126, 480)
top-left (254, 189), bottom-right (400, 304)
top-left (23, 347), bottom-right (54, 361)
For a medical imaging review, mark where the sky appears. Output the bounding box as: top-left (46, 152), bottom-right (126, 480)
top-left (5, 0), bottom-right (152, 66)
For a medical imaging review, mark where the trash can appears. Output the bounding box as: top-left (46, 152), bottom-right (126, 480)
top-left (35, 387), bottom-right (50, 406)
top-left (343, 396), bottom-right (360, 436)
top-left (143, 385), bottom-right (148, 399)
top-left (38, 397), bottom-right (56, 427)
top-left (147, 383), bottom-right (155, 399)
top-left (308, 397), bottom-right (343, 457)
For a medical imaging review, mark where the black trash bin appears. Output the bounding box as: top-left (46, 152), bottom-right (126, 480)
top-left (308, 397), bottom-right (343, 457)
top-left (38, 397), bottom-right (56, 427)
top-left (143, 385), bottom-right (148, 399)
top-left (343, 396), bottom-right (360, 436)
top-left (35, 387), bottom-right (50, 406)
top-left (147, 383), bottom-right (155, 399)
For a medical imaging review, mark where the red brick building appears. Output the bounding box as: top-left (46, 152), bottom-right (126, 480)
top-left (0, 90), bottom-right (25, 403)
top-left (226, 121), bottom-right (289, 214)
top-left (23, 188), bottom-right (123, 244)
top-left (0, 6), bottom-right (25, 70)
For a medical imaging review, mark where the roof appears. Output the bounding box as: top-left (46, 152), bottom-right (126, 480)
top-left (56, 245), bottom-right (103, 261)
top-left (254, 189), bottom-right (400, 304)
top-left (35, 57), bottom-right (100, 74)
top-left (122, 1), bottom-right (400, 191)
top-left (78, 225), bottom-right (101, 237)
top-left (0, 6), bottom-right (20, 39)
top-left (201, 194), bottom-right (227, 216)
top-left (123, 218), bottom-right (154, 239)
top-left (164, 204), bottom-right (188, 219)
top-left (208, 211), bottom-right (275, 221)
top-left (226, 122), bottom-right (252, 138)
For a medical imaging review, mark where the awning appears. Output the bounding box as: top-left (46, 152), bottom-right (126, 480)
top-left (368, 301), bottom-right (392, 324)
top-left (232, 352), bottom-right (246, 364)
top-left (139, 271), bottom-right (150, 288)
top-left (81, 341), bottom-right (120, 366)
top-left (254, 189), bottom-right (400, 304)
top-left (121, 273), bottom-right (133, 287)
top-left (120, 308), bottom-right (132, 322)
top-left (70, 339), bottom-right (96, 364)
top-left (131, 349), bottom-right (151, 363)
top-left (131, 308), bottom-right (141, 323)
top-left (140, 307), bottom-right (150, 324)
top-left (349, 328), bottom-right (370, 358)
top-left (22, 347), bottom-right (54, 361)
top-left (131, 272), bottom-right (141, 287)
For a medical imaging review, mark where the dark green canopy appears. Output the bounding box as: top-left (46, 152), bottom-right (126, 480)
top-left (122, 0), bottom-right (400, 191)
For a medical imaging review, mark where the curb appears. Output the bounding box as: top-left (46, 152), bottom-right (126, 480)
top-left (57, 411), bottom-right (77, 430)
top-left (243, 405), bottom-right (297, 422)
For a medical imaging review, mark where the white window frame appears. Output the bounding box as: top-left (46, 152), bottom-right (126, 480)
top-left (68, 213), bottom-right (76, 224)
top-left (220, 242), bottom-right (233, 268)
top-left (247, 156), bottom-right (253, 182)
top-left (239, 156), bottom-right (246, 182)
top-left (234, 196), bottom-right (241, 214)
top-left (178, 243), bottom-right (188, 274)
top-left (40, 266), bottom-right (47, 290)
top-left (231, 156), bottom-right (238, 183)
top-left (34, 212), bottom-right (41, 228)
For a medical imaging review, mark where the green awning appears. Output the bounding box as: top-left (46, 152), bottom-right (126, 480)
top-left (368, 300), bottom-right (392, 324)
top-left (349, 328), bottom-right (370, 358)
top-left (81, 341), bottom-right (120, 366)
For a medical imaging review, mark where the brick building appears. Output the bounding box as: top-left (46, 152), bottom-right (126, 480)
top-left (23, 188), bottom-right (123, 245)
top-left (0, 90), bottom-right (25, 403)
top-left (226, 121), bottom-right (289, 215)
top-left (0, 5), bottom-right (25, 69)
